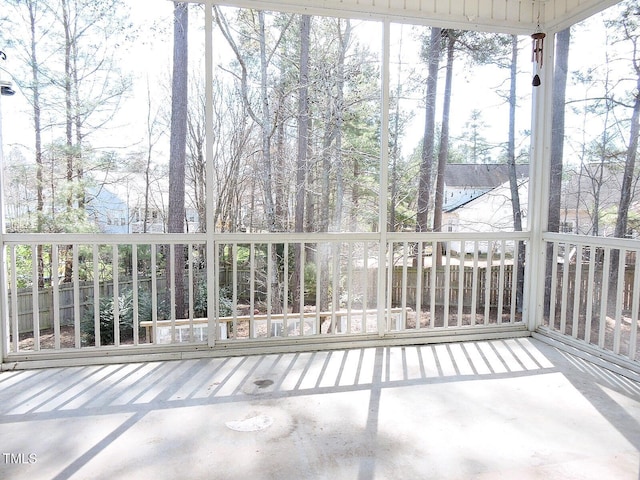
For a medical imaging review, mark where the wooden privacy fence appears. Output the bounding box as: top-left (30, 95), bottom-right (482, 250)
top-left (390, 265), bottom-right (514, 309)
top-left (551, 264), bottom-right (637, 313)
top-left (8, 276), bottom-right (175, 334)
top-left (11, 265), bottom-right (519, 334)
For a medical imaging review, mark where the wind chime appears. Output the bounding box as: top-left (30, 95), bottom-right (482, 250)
top-left (531, 1), bottom-right (545, 87)
top-left (531, 31), bottom-right (546, 86)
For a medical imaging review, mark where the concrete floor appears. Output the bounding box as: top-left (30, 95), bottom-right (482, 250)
top-left (1, 338), bottom-right (640, 480)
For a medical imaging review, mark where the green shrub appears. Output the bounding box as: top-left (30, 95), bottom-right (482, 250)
top-left (81, 287), bottom-right (152, 345)
top-left (193, 280), bottom-right (233, 317)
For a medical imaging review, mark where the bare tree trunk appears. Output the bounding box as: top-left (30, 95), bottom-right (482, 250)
top-left (258, 11), bottom-right (277, 233)
top-left (614, 77), bottom-right (640, 240)
top-left (26, 0), bottom-right (45, 287)
top-left (610, 66), bottom-right (640, 295)
top-left (416, 27), bottom-right (441, 232)
top-left (143, 80), bottom-right (155, 233)
top-left (332, 19), bottom-right (350, 232)
top-left (293, 15), bottom-right (311, 313)
top-left (433, 30), bottom-right (455, 267)
top-left (62, 0), bottom-right (74, 283)
top-left (390, 26), bottom-right (404, 232)
top-left (168, 2), bottom-right (189, 319)
top-left (507, 35), bottom-right (525, 312)
top-left (257, 12), bottom-right (282, 313)
top-left (544, 28), bottom-right (570, 318)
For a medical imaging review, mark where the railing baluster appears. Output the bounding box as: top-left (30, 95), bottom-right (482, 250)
top-left (429, 241), bottom-right (436, 326)
top-left (151, 244), bottom-right (158, 344)
top-left (548, 241), bottom-right (559, 330)
top-left (73, 244), bottom-right (80, 348)
top-left (559, 242), bottom-right (570, 335)
top-left (231, 242), bottom-right (238, 340)
top-left (484, 241), bottom-right (492, 325)
top-left (331, 242), bottom-right (339, 334)
top-left (415, 242), bottom-right (422, 329)
top-left (132, 244), bottom-right (139, 345)
top-left (598, 247), bottom-right (611, 348)
top-left (250, 243), bottom-right (255, 338)
top-left (283, 241), bottom-right (289, 336)
top-left (9, 245), bottom-right (18, 352)
top-left (28, 244), bottom-right (40, 352)
top-left (401, 241), bottom-right (408, 330)
top-left (267, 242), bottom-right (272, 337)
top-left (385, 241), bottom-right (393, 332)
top-left (510, 241), bottom-right (518, 322)
top-left (32, 245), bottom-right (41, 351)
top-left (113, 244), bottom-right (120, 347)
top-left (457, 241), bottom-right (465, 327)
top-left (188, 243), bottom-right (194, 342)
top-left (497, 240), bottom-right (506, 324)
top-left (93, 244), bottom-right (100, 347)
top-left (168, 244), bottom-right (175, 343)
top-left (444, 243), bottom-right (451, 327)
top-left (362, 244), bottom-right (368, 332)
top-left (315, 243), bottom-right (322, 334)
top-left (346, 241), bottom-right (353, 334)
top-left (471, 241), bottom-right (479, 326)
top-left (299, 242), bottom-right (305, 336)
top-left (585, 244), bottom-right (596, 344)
top-left (52, 244), bottom-right (60, 349)
top-left (571, 244), bottom-right (582, 338)
top-left (629, 257), bottom-right (640, 360)
top-left (613, 248), bottom-right (626, 355)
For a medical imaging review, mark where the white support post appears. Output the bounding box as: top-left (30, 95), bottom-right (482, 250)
top-left (205, 2), bottom-right (217, 347)
top-left (0, 89), bottom-right (8, 361)
top-left (525, 28), bottom-right (555, 332)
top-left (376, 20), bottom-right (391, 337)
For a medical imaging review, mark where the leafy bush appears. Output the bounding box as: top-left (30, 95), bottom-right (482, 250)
top-left (304, 262), bottom-right (317, 302)
top-left (82, 282), bottom-right (234, 345)
top-left (193, 280), bottom-right (233, 318)
top-left (81, 287), bottom-right (152, 345)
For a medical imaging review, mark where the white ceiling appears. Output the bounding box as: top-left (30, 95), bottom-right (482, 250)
top-left (209, 0), bottom-right (622, 34)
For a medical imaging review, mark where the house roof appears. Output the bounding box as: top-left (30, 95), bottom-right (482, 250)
top-left (445, 163), bottom-right (529, 189)
top-left (444, 177), bottom-right (529, 214)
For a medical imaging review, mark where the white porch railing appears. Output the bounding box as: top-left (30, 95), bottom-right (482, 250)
top-left (5, 231), bottom-right (639, 369)
top-left (1, 232), bottom-right (529, 362)
top-left (541, 233), bottom-right (640, 363)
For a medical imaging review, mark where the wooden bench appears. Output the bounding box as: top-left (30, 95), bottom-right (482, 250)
top-left (140, 307), bottom-right (408, 343)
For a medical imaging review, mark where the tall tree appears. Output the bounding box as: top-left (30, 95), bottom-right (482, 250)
top-left (548, 28), bottom-right (571, 234)
top-left (613, 4), bottom-right (640, 241)
top-left (506, 34), bottom-right (525, 311)
top-left (544, 28), bottom-right (571, 317)
top-left (432, 30), bottom-right (457, 266)
top-left (433, 30), bottom-right (457, 235)
top-left (8, 0), bottom-right (48, 285)
top-left (168, 2), bottom-right (189, 318)
top-left (257, 10), bottom-right (277, 232)
top-left (293, 15), bottom-right (311, 313)
top-left (416, 27), bottom-right (442, 232)
top-left (610, 3), bottom-right (639, 296)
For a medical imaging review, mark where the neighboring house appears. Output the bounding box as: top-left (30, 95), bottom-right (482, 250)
top-left (87, 171), bottom-right (202, 234)
top-left (443, 162), bottom-right (640, 254)
top-left (444, 178), bottom-right (529, 234)
top-left (443, 163), bottom-right (529, 211)
top-left (443, 178), bottom-right (528, 254)
top-left (86, 186), bottom-right (130, 234)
